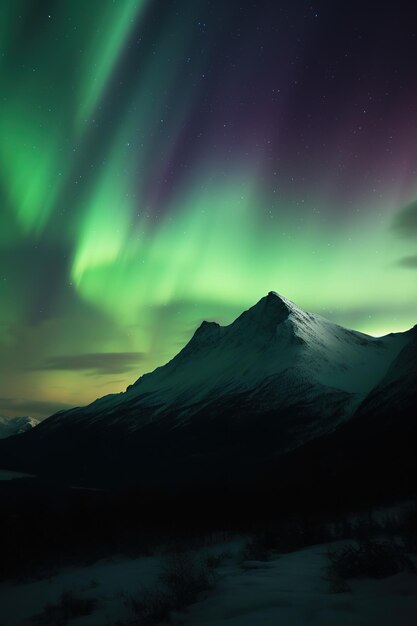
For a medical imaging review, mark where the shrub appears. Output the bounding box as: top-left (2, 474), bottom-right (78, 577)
top-left (31, 591), bottom-right (97, 625)
top-left (127, 586), bottom-right (173, 626)
top-left (241, 533), bottom-right (272, 561)
top-left (126, 551), bottom-right (215, 625)
top-left (160, 551), bottom-right (212, 610)
top-left (205, 551), bottom-right (230, 569)
top-left (403, 505), bottom-right (417, 552)
top-left (327, 540), bottom-right (415, 581)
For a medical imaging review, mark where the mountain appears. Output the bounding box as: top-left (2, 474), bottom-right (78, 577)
top-left (354, 328), bottom-right (417, 422)
top-left (275, 327), bottom-right (417, 507)
top-left (0, 292), bottom-right (415, 491)
top-left (0, 416), bottom-right (38, 440)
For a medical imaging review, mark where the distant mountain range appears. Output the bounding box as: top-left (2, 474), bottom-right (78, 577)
top-left (0, 416), bottom-right (38, 440)
top-left (1, 292), bottom-right (416, 501)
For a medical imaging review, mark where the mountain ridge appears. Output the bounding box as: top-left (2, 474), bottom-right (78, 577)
top-left (0, 292), bottom-right (415, 491)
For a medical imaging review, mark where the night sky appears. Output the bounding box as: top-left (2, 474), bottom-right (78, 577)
top-left (1, 0), bottom-right (417, 419)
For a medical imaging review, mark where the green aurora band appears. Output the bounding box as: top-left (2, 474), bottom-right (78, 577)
top-left (1, 0), bottom-right (417, 418)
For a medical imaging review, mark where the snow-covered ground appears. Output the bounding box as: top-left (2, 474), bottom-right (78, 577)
top-left (184, 544), bottom-right (417, 626)
top-left (1, 539), bottom-right (416, 626)
top-left (0, 469), bottom-right (35, 480)
top-left (0, 553), bottom-right (162, 626)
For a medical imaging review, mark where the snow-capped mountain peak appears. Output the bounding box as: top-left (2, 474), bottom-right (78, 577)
top-left (229, 291), bottom-right (297, 332)
top-left (0, 291), bottom-right (416, 487)
top-left (104, 293), bottom-right (408, 421)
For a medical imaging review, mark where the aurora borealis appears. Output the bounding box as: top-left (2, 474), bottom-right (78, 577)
top-left (1, 1), bottom-right (417, 419)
